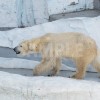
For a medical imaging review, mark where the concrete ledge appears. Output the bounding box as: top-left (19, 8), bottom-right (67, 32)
top-left (49, 10), bottom-right (100, 21)
top-left (94, 0), bottom-right (100, 10)
top-left (0, 71), bottom-right (100, 100)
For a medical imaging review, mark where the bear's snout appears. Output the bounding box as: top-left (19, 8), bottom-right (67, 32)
top-left (13, 47), bottom-right (20, 54)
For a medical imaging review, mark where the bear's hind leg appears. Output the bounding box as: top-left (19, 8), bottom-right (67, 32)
top-left (71, 59), bottom-right (87, 79)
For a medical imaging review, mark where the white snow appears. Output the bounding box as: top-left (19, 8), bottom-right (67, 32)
top-left (0, 71), bottom-right (100, 100)
top-left (0, 16), bottom-right (100, 100)
top-left (0, 57), bottom-right (97, 72)
top-left (0, 16), bottom-right (100, 49)
top-left (0, 16), bottom-right (100, 72)
top-left (0, 57), bottom-right (76, 71)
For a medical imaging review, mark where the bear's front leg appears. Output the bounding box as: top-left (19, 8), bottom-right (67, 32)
top-left (33, 59), bottom-right (46, 76)
top-left (33, 59), bottom-right (52, 76)
top-left (48, 58), bottom-right (61, 76)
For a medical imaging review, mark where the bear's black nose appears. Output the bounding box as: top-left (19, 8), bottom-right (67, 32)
top-left (13, 47), bottom-right (20, 54)
top-left (13, 48), bottom-right (16, 51)
top-left (13, 47), bottom-right (17, 52)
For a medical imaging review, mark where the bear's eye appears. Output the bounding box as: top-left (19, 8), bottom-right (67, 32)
top-left (20, 45), bottom-right (22, 47)
top-left (34, 45), bottom-right (37, 48)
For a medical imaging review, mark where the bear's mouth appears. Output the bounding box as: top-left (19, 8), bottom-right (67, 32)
top-left (16, 51), bottom-right (20, 54)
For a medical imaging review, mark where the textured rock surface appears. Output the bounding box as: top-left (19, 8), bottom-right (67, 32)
top-left (47, 0), bottom-right (94, 15)
top-left (0, 0), bottom-right (94, 27)
top-left (0, 0), bottom-right (17, 27)
top-left (0, 0), bottom-right (49, 27)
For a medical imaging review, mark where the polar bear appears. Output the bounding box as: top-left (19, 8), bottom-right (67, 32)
top-left (14, 32), bottom-right (100, 79)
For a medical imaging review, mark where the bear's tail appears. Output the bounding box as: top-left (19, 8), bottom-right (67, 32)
top-left (92, 48), bottom-right (100, 72)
